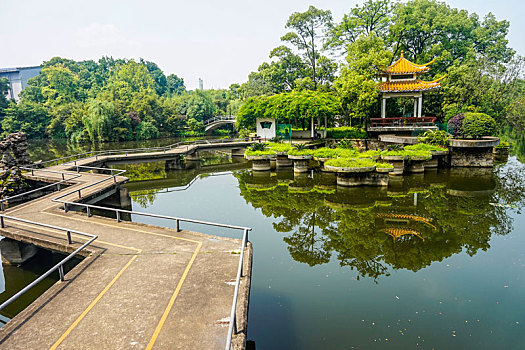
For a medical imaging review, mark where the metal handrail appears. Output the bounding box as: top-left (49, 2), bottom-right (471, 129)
top-left (30, 138), bottom-right (251, 169)
top-left (4, 140), bottom-right (252, 345)
top-left (0, 168), bottom-right (82, 210)
top-left (0, 214), bottom-right (98, 311)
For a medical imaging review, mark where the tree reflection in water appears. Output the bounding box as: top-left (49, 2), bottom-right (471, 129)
top-left (234, 159), bottom-right (524, 281)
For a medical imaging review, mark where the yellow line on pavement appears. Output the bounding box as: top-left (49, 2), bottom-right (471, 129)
top-left (146, 241), bottom-right (202, 350)
top-left (49, 253), bottom-right (139, 350)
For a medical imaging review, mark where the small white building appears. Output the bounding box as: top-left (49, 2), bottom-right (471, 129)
top-left (256, 118), bottom-right (276, 140)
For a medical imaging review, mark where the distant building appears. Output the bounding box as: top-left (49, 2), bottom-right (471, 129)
top-left (0, 66), bottom-right (42, 102)
top-left (198, 78), bottom-right (203, 90)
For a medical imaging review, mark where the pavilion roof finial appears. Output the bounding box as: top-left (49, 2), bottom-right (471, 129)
top-left (400, 50), bottom-right (404, 58)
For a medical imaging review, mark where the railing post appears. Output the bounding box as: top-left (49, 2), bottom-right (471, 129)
top-left (0, 202), bottom-right (4, 212)
top-left (0, 216), bottom-right (4, 228)
top-left (116, 210), bottom-right (121, 222)
top-left (57, 183), bottom-right (61, 191)
top-left (176, 219), bottom-right (180, 232)
top-left (64, 203), bottom-right (69, 213)
top-left (31, 168), bottom-right (34, 176)
top-left (113, 175), bottom-right (116, 183)
top-left (58, 265), bottom-right (65, 281)
top-left (78, 190), bottom-right (81, 198)
top-left (87, 206), bottom-right (91, 217)
top-left (67, 231), bottom-right (72, 244)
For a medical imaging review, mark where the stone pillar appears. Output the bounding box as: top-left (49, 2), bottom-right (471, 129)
top-left (276, 154), bottom-right (292, 168)
top-left (311, 116), bottom-right (315, 138)
top-left (165, 155), bottom-right (185, 170)
top-left (252, 159), bottom-right (271, 171)
top-left (413, 98), bottom-right (418, 118)
top-left (418, 96), bottom-right (423, 117)
top-left (381, 98), bottom-right (386, 118)
top-left (231, 148), bottom-right (246, 157)
top-left (0, 238), bottom-right (38, 265)
top-left (293, 159), bottom-right (309, 173)
top-left (185, 151), bottom-right (200, 161)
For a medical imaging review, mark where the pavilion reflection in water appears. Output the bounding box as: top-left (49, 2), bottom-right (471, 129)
top-left (235, 166), bottom-right (512, 280)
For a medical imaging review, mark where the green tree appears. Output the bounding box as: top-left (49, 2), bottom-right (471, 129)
top-left (186, 90), bottom-right (217, 121)
top-left (326, 0), bottom-right (392, 54)
top-left (281, 6), bottom-right (334, 89)
top-left (335, 33), bottom-right (392, 126)
top-left (167, 74), bottom-right (185, 95)
top-left (2, 101), bottom-right (51, 138)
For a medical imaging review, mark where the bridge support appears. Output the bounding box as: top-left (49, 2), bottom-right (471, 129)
top-left (231, 148), bottom-right (246, 157)
top-left (0, 238), bottom-right (38, 265)
top-left (276, 154), bottom-right (292, 168)
top-left (165, 155), bottom-right (186, 170)
top-left (186, 151), bottom-right (200, 161)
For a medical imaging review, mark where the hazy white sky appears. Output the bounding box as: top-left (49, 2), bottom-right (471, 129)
top-left (1, 0), bottom-right (523, 89)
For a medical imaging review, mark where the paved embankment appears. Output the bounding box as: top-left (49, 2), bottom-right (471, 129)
top-left (0, 166), bottom-right (251, 349)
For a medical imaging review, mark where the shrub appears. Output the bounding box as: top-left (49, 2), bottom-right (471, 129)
top-left (292, 143), bottom-right (308, 151)
top-left (249, 142), bottom-right (268, 151)
top-left (244, 149), bottom-right (276, 156)
top-left (405, 143), bottom-right (447, 152)
top-left (135, 121), bottom-right (159, 140)
top-left (337, 139), bottom-right (355, 149)
top-left (326, 126), bottom-right (367, 139)
top-left (461, 112), bottom-right (497, 139)
top-left (267, 142), bottom-right (293, 153)
top-left (325, 158), bottom-right (376, 168)
top-left (418, 130), bottom-right (450, 147)
top-left (447, 113), bottom-right (465, 137)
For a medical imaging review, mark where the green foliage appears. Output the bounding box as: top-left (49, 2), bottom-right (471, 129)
top-left (461, 112), bottom-right (497, 139)
top-left (166, 74), bottom-right (185, 95)
top-left (267, 142), bottom-right (293, 153)
top-left (245, 149), bottom-right (276, 156)
top-left (418, 130), bottom-right (450, 147)
top-left (337, 139), bottom-right (355, 149)
top-left (324, 157), bottom-right (376, 168)
top-left (135, 121), bottom-right (159, 140)
top-left (288, 148), bottom-right (314, 156)
top-left (2, 101), bottom-right (51, 139)
top-left (281, 6), bottom-right (334, 90)
top-left (236, 90), bottom-right (340, 130)
top-left (335, 33), bottom-right (392, 126)
top-left (404, 143), bottom-right (447, 152)
top-left (249, 142), bottom-right (269, 152)
top-left (292, 143), bottom-right (308, 151)
top-left (326, 127), bottom-right (367, 139)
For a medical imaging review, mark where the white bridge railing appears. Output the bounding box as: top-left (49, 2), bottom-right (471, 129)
top-left (203, 115), bottom-right (236, 126)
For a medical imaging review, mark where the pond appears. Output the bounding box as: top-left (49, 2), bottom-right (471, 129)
top-left (119, 156), bottom-right (524, 349)
top-left (22, 139), bottom-right (525, 348)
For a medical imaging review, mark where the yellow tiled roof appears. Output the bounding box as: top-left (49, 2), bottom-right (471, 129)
top-left (379, 76), bottom-right (445, 92)
top-left (382, 51), bottom-right (435, 74)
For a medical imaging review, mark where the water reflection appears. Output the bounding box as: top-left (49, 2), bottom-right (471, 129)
top-left (234, 161), bottom-right (523, 281)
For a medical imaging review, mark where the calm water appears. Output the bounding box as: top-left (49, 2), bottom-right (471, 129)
top-left (0, 248), bottom-right (80, 324)
top-left (119, 157), bottom-right (524, 350)
top-left (23, 139), bottom-right (525, 348)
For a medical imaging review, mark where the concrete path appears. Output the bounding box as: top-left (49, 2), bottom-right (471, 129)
top-left (0, 166), bottom-right (251, 349)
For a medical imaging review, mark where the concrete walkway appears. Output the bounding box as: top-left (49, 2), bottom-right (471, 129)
top-left (0, 165), bottom-right (251, 349)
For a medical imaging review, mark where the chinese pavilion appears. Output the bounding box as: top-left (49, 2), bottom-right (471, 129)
top-left (378, 51), bottom-right (445, 119)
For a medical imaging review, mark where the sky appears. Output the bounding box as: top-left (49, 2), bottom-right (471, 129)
top-left (1, 0), bottom-right (523, 90)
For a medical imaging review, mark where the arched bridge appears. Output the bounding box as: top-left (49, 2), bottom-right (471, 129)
top-left (203, 115), bottom-right (236, 133)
